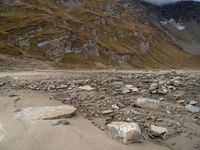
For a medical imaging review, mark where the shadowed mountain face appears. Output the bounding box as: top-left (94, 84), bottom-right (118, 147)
top-left (136, 1), bottom-right (200, 55)
top-left (156, 1), bottom-right (200, 23)
top-left (0, 0), bottom-right (199, 69)
top-left (150, 1), bottom-right (200, 55)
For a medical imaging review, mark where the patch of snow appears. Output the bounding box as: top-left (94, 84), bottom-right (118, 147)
top-left (160, 18), bottom-right (185, 31)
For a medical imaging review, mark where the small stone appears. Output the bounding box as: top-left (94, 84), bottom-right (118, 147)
top-left (102, 110), bottom-right (114, 115)
top-left (150, 90), bottom-right (157, 94)
top-left (159, 98), bottom-right (165, 101)
top-left (125, 118), bottom-right (132, 122)
top-left (107, 122), bottom-right (142, 144)
top-left (125, 85), bottom-right (139, 93)
top-left (121, 88), bottom-right (131, 94)
top-left (0, 124), bottom-right (6, 142)
top-left (0, 82), bottom-right (5, 87)
top-left (177, 100), bottom-right (185, 104)
top-left (189, 101), bottom-right (198, 106)
top-left (56, 85), bottom-right (68, 90)
top-left (193, 144), bottom-right (199, 148)
top-left (117, 102), bottom-right (126, 108)
top-left (112, 104), bottom-right (119, 110)
top-left (51, 119), bottom-right (70, 126)
top-left (149, 83), bottom-right (159, 91)
top-left (158, 88), bottom-right (168, 95)
top-left (78, 85), bottom-right (95, 91)
top-left (135, 98), bottom-right (160, 109)
top-left (185, 105), bottom-right (200, 113)
top-left (48, 85), bottom-right (56, 90)
top-left (150, 125), bottom-right (168, 137)
top-left (171, 142), bottom-right (176, 145)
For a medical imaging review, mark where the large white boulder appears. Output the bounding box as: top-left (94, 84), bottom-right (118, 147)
top-left (15, 105), bottom-right (77, 120)
top-left (0, 124), bottom-right (6, 142)
top-left (107, 122), bottom-right (142, 144)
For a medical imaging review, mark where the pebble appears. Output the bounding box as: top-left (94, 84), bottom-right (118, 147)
top-left (102, 110), bottom-right (114, 115)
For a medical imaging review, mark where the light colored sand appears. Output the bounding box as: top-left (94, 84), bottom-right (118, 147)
top-left (0, 91), bottom-right (169, 150)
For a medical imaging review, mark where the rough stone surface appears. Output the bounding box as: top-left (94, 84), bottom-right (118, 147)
top-left (15, 105), bottom-right (77, 120)
top-left (107, 122), bottom-right (142, 144)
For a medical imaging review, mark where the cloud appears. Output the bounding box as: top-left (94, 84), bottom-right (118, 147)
top-left (142, 0), bottom-right (200, 6)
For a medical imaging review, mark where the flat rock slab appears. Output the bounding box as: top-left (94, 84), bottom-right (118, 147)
top-left (0, 124), bottom-right (6, 142)
top-left (15, 105), bottom-right (77, 120)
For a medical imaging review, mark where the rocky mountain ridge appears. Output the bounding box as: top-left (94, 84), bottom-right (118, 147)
top-left (0, 0), bottom-right (200, 69)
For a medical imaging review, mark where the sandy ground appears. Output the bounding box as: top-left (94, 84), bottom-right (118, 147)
top-left (0, 89), bottom-right (169, 150)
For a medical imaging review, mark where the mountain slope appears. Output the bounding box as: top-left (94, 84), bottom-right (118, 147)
top-left (0, 0), bottom-right (200, 69)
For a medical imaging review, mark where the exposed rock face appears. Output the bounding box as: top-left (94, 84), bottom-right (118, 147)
top-left (15, 105), bottom-right (77, 120)
top-left (107, 122), bottom-right (142, 144)
top-left (142, 1), bottom-right (200, 55)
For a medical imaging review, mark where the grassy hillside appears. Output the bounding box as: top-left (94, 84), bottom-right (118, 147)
top-left (0, 0), bottom-right (200, 69)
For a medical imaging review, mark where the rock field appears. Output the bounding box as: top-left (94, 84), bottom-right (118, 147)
top-left (0, 70), bottom-right (200, 149)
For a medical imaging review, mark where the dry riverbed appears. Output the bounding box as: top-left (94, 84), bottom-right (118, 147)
top-left (0, 69), bottom-right (200, 150)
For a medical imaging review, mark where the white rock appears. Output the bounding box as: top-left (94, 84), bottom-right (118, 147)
top-left (107, 122), bottom-right (142, 144)
top-left (0, 124), bottom-right (6, 142)
top-left (136, 98), bottom-right (160, 109)
top-left (102, 110), bottom-right (114, 115)
top-left (177, 100), bottom-right (186, 104)
top-left (112, 104), bottom-right (119, 110)
top-left (15, 105), bottom-right (77, 120)
top-left (122, 85), bottom-right (139, 94)
top-left (189, 101), bottom-right (198, 106)
top-left (150, 125), bottom-right (168, 137)
top-left (149, 83), bottom-right (159, 91)
top-left (121, 88), bottom-right (131, 94)
top-left (78, 85), bottom-right (95, 91)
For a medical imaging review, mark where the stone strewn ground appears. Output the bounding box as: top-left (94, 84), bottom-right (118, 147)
top-left (0, 70), bottom-right (200, 149)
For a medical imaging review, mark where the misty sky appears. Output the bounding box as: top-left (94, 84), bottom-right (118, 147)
top-left (142, 0), bottom-right (200, 5)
